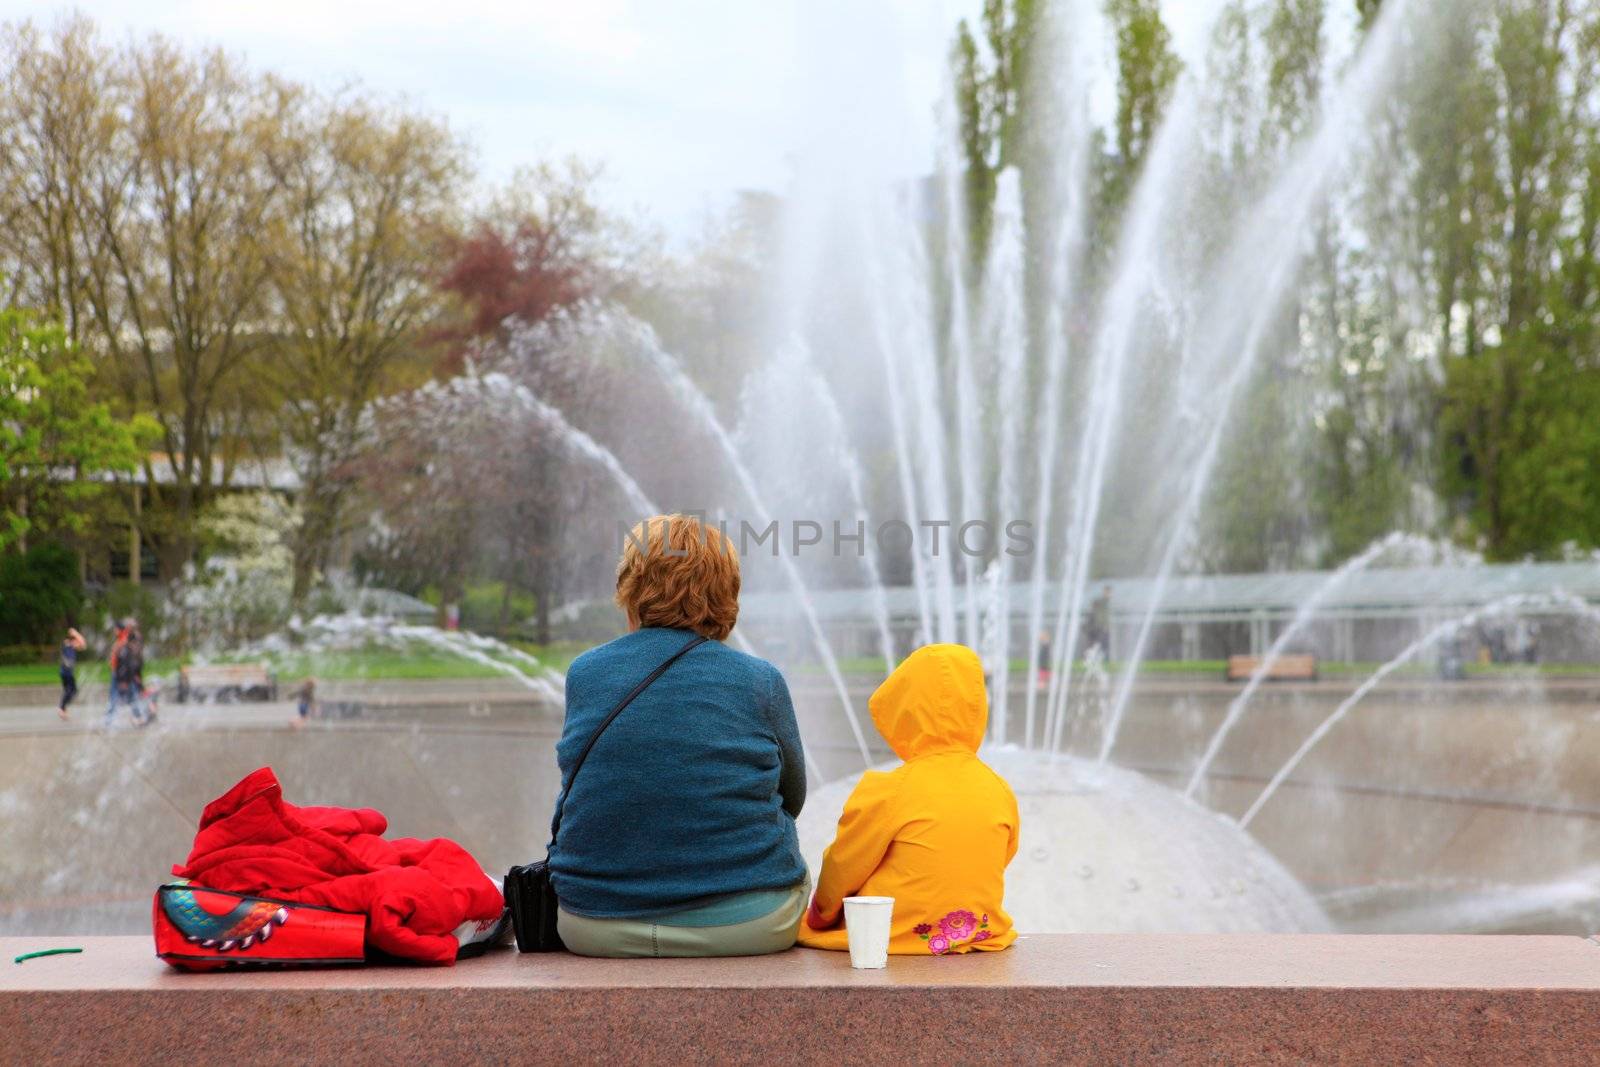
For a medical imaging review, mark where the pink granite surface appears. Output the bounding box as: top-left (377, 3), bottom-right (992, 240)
top-left (3, 934), bottom-right (1598, 1065)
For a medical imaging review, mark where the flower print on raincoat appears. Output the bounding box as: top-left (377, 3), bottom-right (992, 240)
top-left (797, 644), bottom-right (1019, 955)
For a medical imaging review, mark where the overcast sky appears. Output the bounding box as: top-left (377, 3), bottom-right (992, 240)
top-left (5, 2), bottom-right (1237, 241)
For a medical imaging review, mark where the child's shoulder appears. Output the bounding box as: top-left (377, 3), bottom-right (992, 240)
top-left (971, 755), bottom-right (1018, 795)
top-left (845, 766), bottom-right (906, 805)
top-left (910, 752), bottom-right (1017, 800)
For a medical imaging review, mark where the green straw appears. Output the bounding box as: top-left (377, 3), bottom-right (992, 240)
top-left (13, 947), bottom-right (83, 964)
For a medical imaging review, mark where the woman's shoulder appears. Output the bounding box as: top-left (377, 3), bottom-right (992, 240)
top-left (722, 646), bottom-right (798, 713)
top-left (566, 631), bottom-right (776, 682)
top-left (564, 631), bottom-right (657, 694)
top-left (566, 635), bottom-right (623, 680)
top-left (715, 641), bottom-right (784, 681)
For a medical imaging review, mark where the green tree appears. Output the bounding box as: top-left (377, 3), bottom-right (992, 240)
top-left (0, 18), bottom-right (479, 592)
top-left (1437, 0), bottom-right (1600, 556)
top-left (77, 36), bottom-right (287, 577)
top-left (1263, 0), bottom-right (1324, 142)
top-left (0, 540), bottom-right (81, 645)
top-left (0, 16), bottom-right (110, 344)
top-left (950, 0), bottom-right (1039, 268)
top-left (261, 87), bottom-right (467, 602)
top-left (1101, 0), bottom-right (1182, 214)
top-left (0, 302), bottom-right (154, 554)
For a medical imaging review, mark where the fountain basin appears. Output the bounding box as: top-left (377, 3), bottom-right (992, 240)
top-left (797, 749), bottom-right (1329, 933)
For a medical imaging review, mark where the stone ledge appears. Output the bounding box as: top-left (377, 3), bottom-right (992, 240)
top-left (3, 934), bottom-right (1598, 1065)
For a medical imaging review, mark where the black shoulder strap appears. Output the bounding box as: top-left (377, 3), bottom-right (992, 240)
top-left (549, 634), bottom-right (708, 845)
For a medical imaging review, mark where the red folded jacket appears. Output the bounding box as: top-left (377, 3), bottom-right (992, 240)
top-left (172, 766), bottom-right (503, 965)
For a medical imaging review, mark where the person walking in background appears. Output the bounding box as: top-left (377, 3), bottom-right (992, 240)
top-left (1037, 629), bottom-right (1053, 687)
top-left (57, 627), bottom-right (86, 720)
top-left (141, 670), bottom-right (161, 726)
top-left (293, 677), bottom-right (317, 728)
top-left (1089, 584), bottom-right (1113, 658)
top-left (127, 622), bottom-right (154, 725)
top-left (103, 618), bottom-right (150, 728)
top-left (103, 619), bottom-right (129, 715)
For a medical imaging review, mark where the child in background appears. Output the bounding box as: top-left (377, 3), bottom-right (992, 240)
top-left (293, 677), bottom-right (317, 728)
top-left (798, 643), bottom-right (1019, 955)
top-left (141, 676), bottom-right (161, 726)
top-left (57, 628), bottom-right (86, 720)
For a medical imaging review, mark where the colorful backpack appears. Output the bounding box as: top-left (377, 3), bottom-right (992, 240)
top-left (153, 881), bottom-right (366, 971)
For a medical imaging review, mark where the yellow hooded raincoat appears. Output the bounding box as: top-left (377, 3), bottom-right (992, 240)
top-left (798, 644), bottom-right (1019, 954)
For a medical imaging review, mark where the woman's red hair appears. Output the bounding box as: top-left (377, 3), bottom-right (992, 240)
top-left (615, 514), bottom-right (740, 641)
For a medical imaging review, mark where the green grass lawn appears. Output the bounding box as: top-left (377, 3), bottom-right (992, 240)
top-left (219, 641), bottom-right (588, 682)
top-left (2, 644), bottom-right (1595, 688)
top-left (254, 642), bottom-right (588, 681)
top-left (246, 650), bottom-right (512, 681)
top-left (0, 658), bottom-right (182, 687)
top-left (0, 642), bottom-right (585, 687)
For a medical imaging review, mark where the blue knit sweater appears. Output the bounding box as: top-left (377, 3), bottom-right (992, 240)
top-left (548, 627), bottom-right (808, 918)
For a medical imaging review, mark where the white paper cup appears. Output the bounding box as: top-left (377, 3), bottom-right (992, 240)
top-left (843, 896), bottom-right (894, 969)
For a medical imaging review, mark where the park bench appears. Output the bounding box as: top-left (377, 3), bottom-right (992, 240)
top-left (176, 663), bottom-right (278, 703)
top-left (1226, 653), bottom-right (1317, 682)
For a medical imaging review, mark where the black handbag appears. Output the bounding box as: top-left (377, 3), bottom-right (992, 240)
top-left (507, 634), bottom-right (708, 952)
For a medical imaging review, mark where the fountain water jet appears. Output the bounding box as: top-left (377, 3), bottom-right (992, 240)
top-left (786, 339), bottom-right (898, 674)
top-left (1041, 84), bottom-right (1206, 760)
top-left (856, 194), bottom-right (938, 647)
top-left (243, 611), bottom-right (565, 702)
top-left (934, 92), bottom-right (984, 653)
top-left (1013, 0), bottom-right (1116, 752)
top-left (902, 229), bottom-right (961, 647)
top-left (1096, 0), bottom-right (1418, 764)
top-left (980, 171), bottom-right (1028, 742)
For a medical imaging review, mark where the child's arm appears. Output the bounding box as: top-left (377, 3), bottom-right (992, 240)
top-left (1004, 787), bottom-right (1021, 865)
top-left (807, 771), bottom-right (900, 930)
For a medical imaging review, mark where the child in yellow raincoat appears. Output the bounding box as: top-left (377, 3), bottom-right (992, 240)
top-left (798, 643), bottom-right (1019, 955)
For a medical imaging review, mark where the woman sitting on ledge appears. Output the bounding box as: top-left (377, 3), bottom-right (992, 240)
top-left (549, 513), bottom-right (809, 957)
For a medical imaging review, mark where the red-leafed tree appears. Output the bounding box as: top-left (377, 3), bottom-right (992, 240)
top-left (436, 160), bottom-right (628, 369)
top-left (439, 220), bottom-right (584, 342)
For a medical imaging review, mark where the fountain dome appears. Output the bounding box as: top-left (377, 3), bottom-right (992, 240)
top-left (796, 748), bottom-right (1329, 934)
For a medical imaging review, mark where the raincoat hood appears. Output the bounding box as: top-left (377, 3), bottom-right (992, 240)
top-left (868, 643), bottom-right (988, 760)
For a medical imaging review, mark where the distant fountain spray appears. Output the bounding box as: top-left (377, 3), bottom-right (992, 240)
top-left (1240, 590), bottom-right (1600, 827)
top-left (1185, 532), bottom-right (1445, 797)
top-left (617, 314), bottom-right (874, 764)
top-left (779, 338), bottom-right (898, 674)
